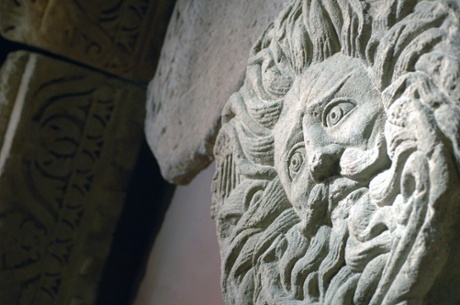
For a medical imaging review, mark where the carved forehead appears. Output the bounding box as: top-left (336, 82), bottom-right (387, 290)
top-left (281, 54), bottom-right (372, 115)
top-left (296, 54), bottom-right (371, 104)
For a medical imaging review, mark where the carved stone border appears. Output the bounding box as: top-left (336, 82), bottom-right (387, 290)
top-left (0, 0), bottom-right (174, 82)
top-left (0, 51), bottom-right (145, 305)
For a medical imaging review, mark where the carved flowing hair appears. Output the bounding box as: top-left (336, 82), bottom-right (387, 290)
top-left (212, 0), bottom-right (460, 304)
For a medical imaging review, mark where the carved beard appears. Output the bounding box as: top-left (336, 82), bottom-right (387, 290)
top-left (253, 135), bottom-right (393, 304)
top-left (222, 77), bottom-right (460, 305)
top-left (262, 118), bottom-right (456, 305)
top-left (258, 110), bottom-right (456, 305)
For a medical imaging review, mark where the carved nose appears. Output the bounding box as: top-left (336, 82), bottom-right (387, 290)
top-left (309, 145), bottom-right (344, 183)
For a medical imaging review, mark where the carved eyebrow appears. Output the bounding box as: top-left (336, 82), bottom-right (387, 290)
top-left (306, 70), bottom-right (356, 116)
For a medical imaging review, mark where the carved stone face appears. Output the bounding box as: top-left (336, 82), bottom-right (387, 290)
top-left (273, 54), bottom-right (386, 228)
top-left (213, 1), bottom-right (460, 304)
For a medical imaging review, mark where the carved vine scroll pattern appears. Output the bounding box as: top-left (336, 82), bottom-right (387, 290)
top-left (0, 0), bottom-right (155, 80)
top-left (212, 1), bottom-right (460, 304)
top-left (28, 79), bottom-right (116, 304)
top-left (65, 0), bottom-right (151, 74)
top-left (0, 52), bottom-right (144, 305)
top-left (0, 78), bottom-right (116, 305)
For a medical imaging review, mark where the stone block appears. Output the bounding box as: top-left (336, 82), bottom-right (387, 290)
top-left (146, 0), bottom-right (289, 184)
top-left (212, 1), bottom-right (460, 304)
top-left (0, 51), bottom-right (145, 305)
top-left (0, 0), bottom-right (173, 82)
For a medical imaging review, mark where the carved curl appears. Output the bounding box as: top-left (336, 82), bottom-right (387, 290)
top-left (212, 1), bottom-right (460, 304)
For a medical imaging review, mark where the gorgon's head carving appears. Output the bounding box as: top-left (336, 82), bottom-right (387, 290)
top-left (212, 1), bottom-right (460, 304)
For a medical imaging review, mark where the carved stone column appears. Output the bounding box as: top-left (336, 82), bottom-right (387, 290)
top-left (212, 0), bottom-right (460, 304)
top-left (0, 51), bottom-right (145, 305)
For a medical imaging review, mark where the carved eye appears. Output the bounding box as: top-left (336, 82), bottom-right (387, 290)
top-left (323, 100), bottom-right (355, 127)
top-left (288, 145), bottom-right (305, 180)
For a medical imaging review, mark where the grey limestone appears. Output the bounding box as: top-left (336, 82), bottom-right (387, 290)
top-left (212, 0), bottom-right (460, 304)
top-left (146, 0), bottom-right (289, 184)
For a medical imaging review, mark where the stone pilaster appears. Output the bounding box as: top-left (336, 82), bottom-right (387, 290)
top-left (0, 51), bottom-right (145, 305)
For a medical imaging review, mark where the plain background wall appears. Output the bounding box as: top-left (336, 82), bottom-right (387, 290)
top-left (133, 163), bottom-right (225, 305)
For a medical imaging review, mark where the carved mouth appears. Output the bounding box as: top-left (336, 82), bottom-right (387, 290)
top-left (299, 178), bottom-right (364, 235)
top-left (327, 177), bottom-right (366, 216)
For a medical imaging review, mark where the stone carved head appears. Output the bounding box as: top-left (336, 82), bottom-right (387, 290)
top-left (212, 0), bottom-right (460, 304)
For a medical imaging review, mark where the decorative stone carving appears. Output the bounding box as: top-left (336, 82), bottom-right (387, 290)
top-left (146, 0), bottom-right (289, 184)
top-left (0, 52), bottom-right (145, 305)
top-left (0, 0), bottom-right (172, 82)
top-left (212, 1), bottom-right (460, 304)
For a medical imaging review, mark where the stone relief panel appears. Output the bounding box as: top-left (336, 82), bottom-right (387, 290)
top-left (0, 52), bottom-right (145, 305)
top-left (0, 0), bottom-right (171, 82)
top-left (212, 0), bottom-right (460, 304)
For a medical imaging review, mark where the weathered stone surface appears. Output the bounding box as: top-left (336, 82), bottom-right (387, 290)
top-left (212, 0), bottom-right (460, 304)
top-left (0, 51), bottom-right (145, 305)
top-left (146, 0), bottom-right (289, 184)
top-left (0, 0), bottom-right (173, 82)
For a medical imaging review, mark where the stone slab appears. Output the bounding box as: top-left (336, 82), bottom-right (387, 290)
top-left (145, 0), bottom-right (289, 184)
top-left (0, 0), bottom-right (174, 82)
top-left (0, 51), bottom-right (145, 305)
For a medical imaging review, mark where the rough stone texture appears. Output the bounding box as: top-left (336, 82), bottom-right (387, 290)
top-left (0, 51), bottom-right (145, 305)
top-left (212, 0), bottom-right (460, 304)
top-left (0, 0), bottom-right (174, 82)
top-left (146, 0), bottom-right (289, 184)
